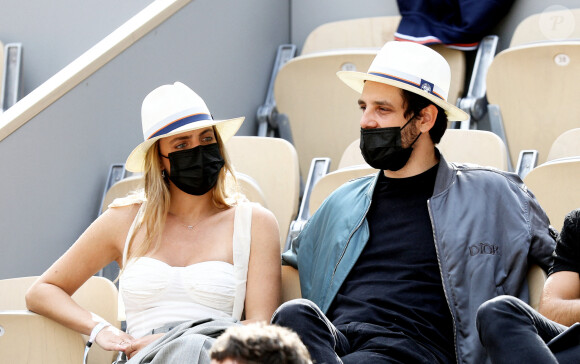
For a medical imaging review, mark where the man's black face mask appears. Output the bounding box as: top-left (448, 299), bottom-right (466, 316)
top-left (359, 116), bottom-right (421, 171)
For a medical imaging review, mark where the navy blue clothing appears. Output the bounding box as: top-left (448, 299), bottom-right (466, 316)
top-left (395, 0), bottom-right (515, 49)
top-left (273, 299), bottom-right (444, 364)
top-left (327, 164), bottom-right (454, 363)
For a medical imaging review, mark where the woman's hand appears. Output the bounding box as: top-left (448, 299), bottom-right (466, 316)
top-left (123, 333), bottom-right (165, 359)
top-left (94, 325), bottom-right (135, 352)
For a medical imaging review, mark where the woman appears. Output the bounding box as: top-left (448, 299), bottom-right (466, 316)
top-left (25, 82), bottom-right (281, 362)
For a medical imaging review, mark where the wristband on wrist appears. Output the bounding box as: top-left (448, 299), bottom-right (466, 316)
top-left (83, 321), bottom-right (111, 364)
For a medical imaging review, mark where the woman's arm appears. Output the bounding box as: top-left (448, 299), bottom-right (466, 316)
top-left (25, 205), bottom-right (138, 351)
top-left (243, 205), bottom-right (281, 323)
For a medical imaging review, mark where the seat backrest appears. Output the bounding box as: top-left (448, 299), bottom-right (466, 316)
top-left (275, 50), bottom-right (375, 177)
top-left (486, 42), bottom-right (580, 165)
top-left (235, 172), bottom-right (268, 208)
top-left (281, 266), bottom-right (301, 303)
top-left (527, 264), bottom-right (547, 311)
top-left (339, 129), bottom-right (509, 171)
top-left (226, 136), bottom-right (300, 249)
top-left (300, 16), bottom-right (465, 105)
top-left (0, 276), bottom-right (37, 309)
top-left (101, 174), bottom-right (143, 214)
top-left (547, 128), bottom-right (580, 161)
top-left (438, 129), bottom-right (508, 170)
top-left (510, 8), bottom-right (580, 47)
top-left (301, 16), bottom-right (401, 55)
top-left (0, 311), bottom-right (86, 364)
top-left (0, 275), bottom-right (120, 364)
top-left (523, 158), bottom-right (580, 231)
top-left (278, 17), bottom-right (465, 178)
top-left (309, 165), bottom-right (377, 216)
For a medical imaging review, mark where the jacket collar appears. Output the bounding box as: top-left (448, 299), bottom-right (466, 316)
top-left (364, 147), bottom-right (455, 199)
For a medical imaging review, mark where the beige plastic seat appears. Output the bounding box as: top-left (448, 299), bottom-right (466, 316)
top-left (309, 165), bottom-right (377, 216)
top-left (100, 174), bottom-right (143, 214)
top-left (276, 16), bottom-right (465, 178)
top-left (0, 276), bottom-right (120, 364)
top-left (300, 16), bottom-right (465, 104)
top-left (275, 50), bottom-right (375, 177)
top-left (523, 158), bottom-right (580, 232)
top-left (510, 8), bottom-right (580, 47)
top-left (101, 172), bottom-right (268, 214)
top-left (301, 16), bottom-right (402, 55)
top-left (527, 264), bottom-right (547, 310)
top-left (438, 129), bottom-right (508, 170)
top-left (547, 128), bottom-right (580, 161)
top-left (226, 136), bottom-right (300, 249)
top-left (281, 266), bottom-right (301, 303)
top-left (486, 41), bottom-right (580, 166)
top-left (339, 129), bottom-right (509, 171)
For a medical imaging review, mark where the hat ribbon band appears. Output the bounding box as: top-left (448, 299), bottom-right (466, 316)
top-left (368, 72), bottom-right (445, 100)
top-left (147, 113), bottom-right (212, 140)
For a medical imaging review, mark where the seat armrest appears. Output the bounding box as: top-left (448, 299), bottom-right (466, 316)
top-left (284, 158), bottom-right (330, 251)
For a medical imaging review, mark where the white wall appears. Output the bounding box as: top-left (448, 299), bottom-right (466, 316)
top-left (0, 0), bottom-right (289, 278)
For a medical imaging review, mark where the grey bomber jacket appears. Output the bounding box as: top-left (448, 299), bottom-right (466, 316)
top-left (282, 153), bottom-right (556, 363)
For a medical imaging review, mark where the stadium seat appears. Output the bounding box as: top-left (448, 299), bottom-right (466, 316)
top-left (523, 158), bottom-right (580, 231)
top-left (309, 165), bottom-right (377, 216)
top-left (274, 50), bottom-right (375, 177)
top-left (547, 128), bottom-right (580, 161)
top-left (527, 264), bottom-right (547, 311)
top-left (300, 16), bottom-right (465, 105)
top-left (281, 266), bottom-right (301, 303)
top-left (510, 8), bottom-right (580, 47)
top-left (0, 276), bottom-right (120, 364)
top-left (301, 16), bottom-right (402, 55)
top-left (339, 129), bottom-right (509, 171)
top-left (486, 41), bottom-right (580, 167)
top-left (437, 129), bottom-right (509, 170)
top-left (226, 136), bottom-right (300, 250)
top-left (101, 170), bottom-right (268, 217)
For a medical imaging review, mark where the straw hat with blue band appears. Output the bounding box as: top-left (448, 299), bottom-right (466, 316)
top-left (125, 82), bottom-right (244, 172)
top-left (337, 41), bottom-right (469, 122)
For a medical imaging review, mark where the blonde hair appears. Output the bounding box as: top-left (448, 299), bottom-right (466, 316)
top-left (120, 127), bottom-right (238, 275)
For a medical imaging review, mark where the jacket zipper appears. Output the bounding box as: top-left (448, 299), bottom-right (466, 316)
top-left (427, 199), bottom-right (459, 364)
top-left (329, 197), bottom-right (372, 289)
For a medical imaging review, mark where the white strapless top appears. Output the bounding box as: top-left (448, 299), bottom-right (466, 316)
top-left (119, 202), bottom-right (252, 338)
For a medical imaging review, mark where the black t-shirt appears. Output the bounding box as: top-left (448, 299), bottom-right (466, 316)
top-left (327, 164), bottom-right (454, 363)
top-left (549, 208), bottom-right (580, 276)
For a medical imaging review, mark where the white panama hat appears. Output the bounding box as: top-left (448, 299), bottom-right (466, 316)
top-left (125, 82), bottom-right (244, 172)
top-left (337, 41), bottom-right (469, 122)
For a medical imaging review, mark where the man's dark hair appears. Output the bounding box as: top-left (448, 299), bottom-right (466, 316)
top-left (401, 89), bottom-right (448, 144)
top-left (210, 323), bottom-right (312, 364)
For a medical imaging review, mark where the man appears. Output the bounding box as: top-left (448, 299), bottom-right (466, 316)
top-left (272, 41), bottom-right (556, 363)
top-left (209, 322), bottom-right (312, 364)
top-left (477, 208), bottom-right (580, 363)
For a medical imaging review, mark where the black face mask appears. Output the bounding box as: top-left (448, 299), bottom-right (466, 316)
top-left (359, 117), bottom-right (421, 171)
top-left (163, 143), bottom-right (225, 196)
